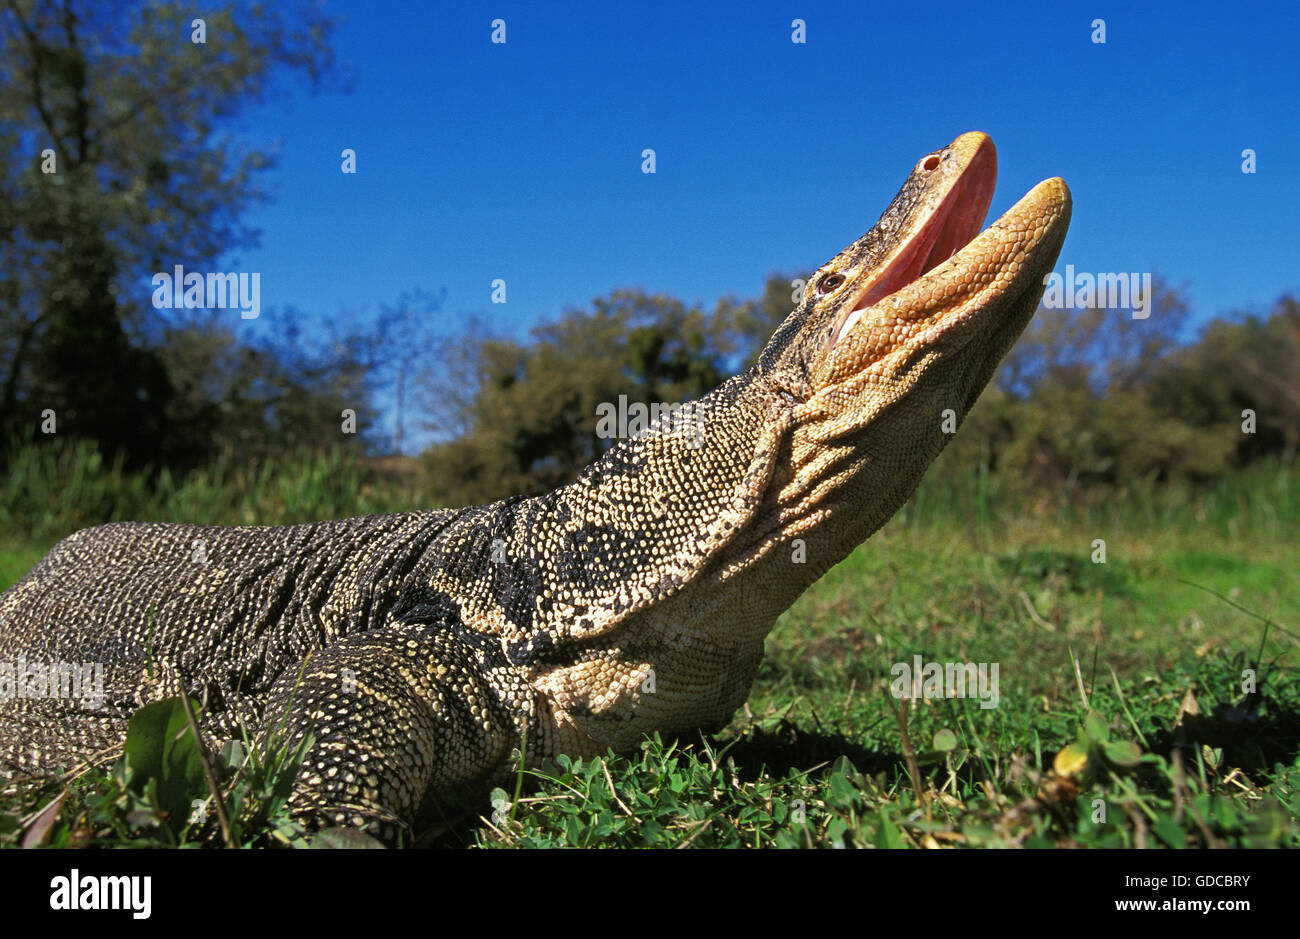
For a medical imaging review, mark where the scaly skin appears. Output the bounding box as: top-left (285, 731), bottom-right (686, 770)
top-left (0, 132), bottom-right (1069, 841)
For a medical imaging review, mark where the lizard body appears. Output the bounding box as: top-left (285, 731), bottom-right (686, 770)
top-left (0, 133), bottom-right (1070, 840)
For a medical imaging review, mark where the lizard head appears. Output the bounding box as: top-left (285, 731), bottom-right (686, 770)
top-left (741, 131), bottom-right (1071, 575)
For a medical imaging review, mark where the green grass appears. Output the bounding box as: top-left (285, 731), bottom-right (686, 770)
top-left (0, 438), bottom-right (432, 545)
top-left (473, 517), bottom-right (1298, 848)
top-left (1, 442), bottom-right (1296, 848)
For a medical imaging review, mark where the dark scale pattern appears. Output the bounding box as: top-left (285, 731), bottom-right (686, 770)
top-left (0, 133), bottom-right (1070, 841)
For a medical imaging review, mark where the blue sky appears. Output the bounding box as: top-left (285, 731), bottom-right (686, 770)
top-left (232, 0), bottom-right (1298, 388)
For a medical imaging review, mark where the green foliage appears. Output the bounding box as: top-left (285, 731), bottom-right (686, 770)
top-left (310, 828), bottom-right (386, 849)
top-left (478, 735), bottom-right (817, 849)
top-left (711, 270), bottom-right (812, 371)
top-left (122, 699), bottom-right (209, 834)
top-left (154, 306), bottom-right (385, 464)
top-left (0, 0), bottom-right (338, 468)
top-left (1148, 296), bottom-right (1300, 465)
top-left (420, 289), bottom-right (733, 504)
top-left (1053, 709), bottom-right (1144, 780)
top-left (474, 528), bottom-right (1298, 848)
top-left (0, 437), bottom-right (432, 543)
top-left (3, 697), bottom-right (316, 848)
top-left (933, 278), bottom-right (1285, 491)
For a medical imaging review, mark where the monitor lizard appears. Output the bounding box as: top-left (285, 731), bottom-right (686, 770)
top-left (0, 132), bottom-right (1070, 842)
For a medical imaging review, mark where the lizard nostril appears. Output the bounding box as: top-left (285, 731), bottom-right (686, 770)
top-left (922, 155), bottom-right (941, 171)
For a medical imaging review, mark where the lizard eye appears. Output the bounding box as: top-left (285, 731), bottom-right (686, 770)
top-left (816, 273), bottom-right (846, 296)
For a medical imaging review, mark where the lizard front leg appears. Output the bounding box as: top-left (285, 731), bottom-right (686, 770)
top-left (262, 618), bottom-right (522, 843)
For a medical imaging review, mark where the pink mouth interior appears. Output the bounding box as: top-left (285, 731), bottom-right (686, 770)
top-left (831, 141), bottom-right (997, 345)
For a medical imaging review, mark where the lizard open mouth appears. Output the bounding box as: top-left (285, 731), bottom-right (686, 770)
top-left (828, 133), bottom-right (999, 348)
top-left (811, 132), bottom-right (1070, 395)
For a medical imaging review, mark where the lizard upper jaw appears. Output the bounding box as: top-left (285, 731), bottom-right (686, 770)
top-left (827, 131), bottom-right (998, 351)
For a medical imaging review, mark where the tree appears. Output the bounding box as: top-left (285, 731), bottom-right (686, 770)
top-left (1149, 295), bottom-right (1300, 465)
top-left (713, 271), bottom-right (810, 372)
top-left (364, 288), bottom-right (445, 455)
top-left (420, 290), bottom-right (729, 505)
top-left (0, 0), bottom-right (336, 466)
top-left (923, 278), bottom-right (1248, 490)
top-left (998, 273), bottom-right (1193, 398)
